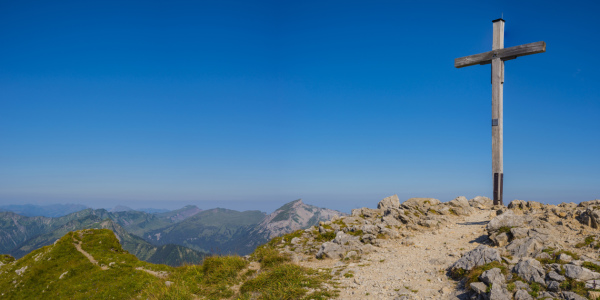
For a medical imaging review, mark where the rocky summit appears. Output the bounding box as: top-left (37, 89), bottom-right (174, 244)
top-left (3, 195), bottom-right (600, 300)
top-left (266, 195), bottom-right (600, 300)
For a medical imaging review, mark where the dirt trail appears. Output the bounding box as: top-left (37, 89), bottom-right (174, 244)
top-left (303, 210), bottom-right (494, 300)
top-left (135, 267), bottom-right (169, 278)
top-left (72, 240), bottom-right (108, 270)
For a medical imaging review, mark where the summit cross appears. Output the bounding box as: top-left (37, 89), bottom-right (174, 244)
top-left (455, 19), bottom-right (546, 206)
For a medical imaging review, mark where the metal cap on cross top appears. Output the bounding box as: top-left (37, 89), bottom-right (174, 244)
top-left (454, 19), bottom-right (546, 206)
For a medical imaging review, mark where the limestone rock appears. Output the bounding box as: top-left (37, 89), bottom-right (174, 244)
top-left (401, 198), bottom-right (440, 211)
top-left (513, 280), bottom-right (529, 291)
top-left (559, 253), bottom-right (573, 262)
top-left (578, 199), bottom-right (600, 208)
top-left (447, 196), bottom-right (474, 215)
top-left (488, 284), bottom-right (512, 300)
top-left (561, 291), bottom-right (588, 300)
top-left (480, 268), bottom-right (505, 286)
top-left (450, 245), bottom-right (501, 271)
top-left (492, 232), bottom-right (509, 247)
top-left (513, 289), bottom-right (533, 300)
top-left (512, 258), bottom-right (545, 285)
top-left (510, 227), bottom-right (529, 240)
top-left (547, 280), bottom-right (560, 292)
top-left (563, 264), bottom-right (600, 281)
top-left (579, 208), bottom-right (600, 229)
top-left (469, 281), bottom-right (487, 295)
top-left (487, 210), bottom-right (536, 233)
top-left (535, 251), bottom-right (551, 260)
top-left (508, 200), bottom-right (527, 210)
top-left (378, 194), bottom-right (400, 210)
top-left (547, 270), bottom-right (566, 282)
top-left (586, 279), bottom-right (600, 289)
top-left (316, 242), bottom-right (343, 259)
top-left (469, 196), bottom-right (493, 209)
top-left (505, 237), bottom-right (544, 258)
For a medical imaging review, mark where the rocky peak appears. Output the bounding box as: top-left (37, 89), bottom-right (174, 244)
top-left (255, 199), bottom-right (345, 239)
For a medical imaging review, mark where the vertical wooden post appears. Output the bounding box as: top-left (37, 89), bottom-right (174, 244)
top-left (491, 19), bottom-right (504, 205)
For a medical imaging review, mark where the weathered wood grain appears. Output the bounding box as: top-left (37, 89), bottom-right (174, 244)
top-left (454, 41), bottom-right (546, 68)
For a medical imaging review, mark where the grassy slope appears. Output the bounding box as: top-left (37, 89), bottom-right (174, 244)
top-left (0, 228), bottom-right (337, 300)
top-left (0, 229), bottom-right (167, 299)
top-left (9, 217), bottom-right (206, 267)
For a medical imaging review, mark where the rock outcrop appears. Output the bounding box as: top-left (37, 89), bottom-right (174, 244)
top-left (263, 195), bottom-right (600, 300)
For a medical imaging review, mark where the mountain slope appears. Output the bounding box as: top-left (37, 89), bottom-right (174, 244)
top-left (155, 205), bottom-right (201, 222)
top-left (144, 208), bottom-right (266, 254)
top-left (0, 208), bottom-right (206, 266)
top-left (253, 199), bottom-right (343, 239)
top-left (234, 199), bottom-right (346, 254)
top-left (8, 215), bottom-right (206, 266)
top-left (145, 200), bottom-right (346, 256)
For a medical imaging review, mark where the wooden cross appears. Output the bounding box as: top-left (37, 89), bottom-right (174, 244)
top-left (455, 19), bottom-right (546, 206)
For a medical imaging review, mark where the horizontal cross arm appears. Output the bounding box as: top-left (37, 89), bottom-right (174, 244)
top-left (455, 41), bottom-right (546, 68)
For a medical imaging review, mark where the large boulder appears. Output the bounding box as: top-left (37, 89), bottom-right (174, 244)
top-left (486, 210), bottom-right (540, 233)
top-left (488, 284), bottom-right (512, 300)
top-left (448, 196), bottom-right (474, 216)
top-left (316, 242), bottom-right (343, 259)
top-left (450, 245), bottom-right (501, 272)
top-left (508, 200), bottom-right (527, 210)
top-left (377, 194), bottom-right (400, 210)
top-left (401, 197), bottom-right (440, 211)
top-left (563, 264), bottom-right (600, 281)
top-left (578, 199), bottom-right (600, 208)
top-left (480, 268), bottom-right (505, 286)
top-left (513, 289), bottom-right (533, 300)
top-left (469, 196), bottom-right (493, 209)
top-left (561, 291), bottom-right (588, 300)
top-left (506, 237), bottom-right (544, 258)
top-left (512, 258), bottom-right (545, 285)
top-left (350, 207), bottom-right (381, 218)
top-left (579, 208), bottom-right (600, 229)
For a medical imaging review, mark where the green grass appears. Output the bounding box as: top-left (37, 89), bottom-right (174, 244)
top-left (450, 261), bottom-right (507, 289)
top-left (582, 261), bottom-right (600, 273)
top-left (537, 249), bottom-right (581, 264)
top-left (575, 235), bottom-right (596, 248)
top-left (0, 254), bottom-right (15, 264)
top-left (331, 219), bottom-right (348, 228)
top-left (0, 230), bottom-right (164, 300)
top-left (1, 228), bottom-right (339, 300)
top-left (252, 246), bottom-right (291, 269)
top-left (506, 282), bottom-right (515, 292)
top-left (144, 255), bottom-right (248, 300)
top-left (239, 263), bottom-right (336, 300)
top-left (497, 226), bottom-right (513, 234)
top-left (313, 230), bottom-right (336, 243)
top-left (346, 230), bottom-right (364, 237)
top-left (528, 282), bottom-right (543, 298)
top-left (559, 278), bottom-right (588, 297)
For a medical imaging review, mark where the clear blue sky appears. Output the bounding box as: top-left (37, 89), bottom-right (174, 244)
top-left (1, 0), bottom-right (598, 213)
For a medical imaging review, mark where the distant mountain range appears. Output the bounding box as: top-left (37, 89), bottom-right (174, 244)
top-left (0, 205), bottom-right (205, 266)
top-left (144, 199), bottom-right (344, 255)
top-left (0, 203), bottom-right (88, 218)
top-left (0, 199), bottom-right (344, 265)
